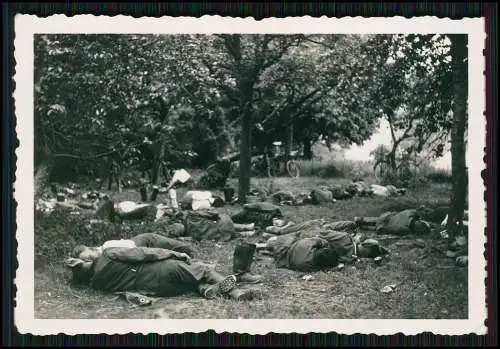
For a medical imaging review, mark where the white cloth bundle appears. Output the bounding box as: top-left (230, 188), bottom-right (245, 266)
top-left (102, 239), bottom-right (136, 250)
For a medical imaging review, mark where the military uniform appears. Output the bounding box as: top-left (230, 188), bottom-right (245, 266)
top-left (88, 247), bottom-right (234, 297)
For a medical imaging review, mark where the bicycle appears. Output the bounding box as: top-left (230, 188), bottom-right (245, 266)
top-left (373, 154), bottom-right (421, 181)
top-left (267, 150), bottom-right (301, 178)
top-left (249, 150), bottom-right (301, 178)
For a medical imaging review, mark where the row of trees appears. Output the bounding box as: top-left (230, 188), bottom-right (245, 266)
top-left (34, 33), bottom-right (468, 238)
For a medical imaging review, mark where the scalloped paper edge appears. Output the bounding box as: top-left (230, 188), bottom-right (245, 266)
top-left (12, 14), bottom-right (487, 336)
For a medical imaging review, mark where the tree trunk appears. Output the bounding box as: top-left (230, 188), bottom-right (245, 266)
top-left (387, 114), bottom-right (400, 173)
top-left (389, 149), bottom-right (397, 172)
top-left (34, 144), bottom-right (53, 200)
top-left (238, 107), bottom-right (252, 204)
top-left (152, 136), bottom-right (166, 185)
top-left (227, 34), bottom-right (254, 205)
top-left (285, 124), bottom-right (294, 165)
top-left (35, 162), bottom-right (52, 200)
top-left (238, 115), bottom-right (252, 203)
top-left (446, 34), bottom-right (468, 242)
top-left (303, 140), bottom-right (313, 159)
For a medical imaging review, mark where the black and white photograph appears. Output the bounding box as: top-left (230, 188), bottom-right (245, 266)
top-left (14, 15), bottom-right (486, 335)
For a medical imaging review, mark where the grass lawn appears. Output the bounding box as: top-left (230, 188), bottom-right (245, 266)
top-left (34, 176), bottom-right (467, 319)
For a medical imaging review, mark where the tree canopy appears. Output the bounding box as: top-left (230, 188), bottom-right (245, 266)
top-left (35, 33), bottom-right (456, 196)
top-left (365, 34), bottom-right (455, 169)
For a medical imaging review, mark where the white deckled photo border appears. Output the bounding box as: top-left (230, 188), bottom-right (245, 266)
top-left (13, 15), bottom-right (487, 335)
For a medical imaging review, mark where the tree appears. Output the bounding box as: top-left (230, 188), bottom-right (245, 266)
top-left (446, 34), bottom-right (468, 241)
top-left (34, 34), bottom-right (232, 183)
top-left (296, 35), bottom-right (386, 152)
top-left (209, 34), bottom-right (384, 201)
top-left (197, 34), bottom-right (410, 200)
top-left (37, 33), bottom-right (458, 199)
top-left (368, 34), bottom-right (454, 172)
top-left (202, 34), bottom-right (305, 203)
top-left (251, 35), bottom-right (385, 157)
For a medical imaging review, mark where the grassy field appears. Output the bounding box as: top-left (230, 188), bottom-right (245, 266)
top-left (34, 176), bottom-right (467, 319)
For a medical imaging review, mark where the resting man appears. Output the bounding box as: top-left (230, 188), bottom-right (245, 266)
top-left (74, 232), bottom-right (263, 284)
top-left (355, 208), bottom-right (431, 235)
top-left (75, 232), bottom-right (195, 259)
top-left (257, 232), bottom-right (339, 272)
top-left (265, 219), bottom-right (359, 236)
top-left (256, 229), bottom-right (389, 272)
top-left (64, 243), bottom-right (247, 300)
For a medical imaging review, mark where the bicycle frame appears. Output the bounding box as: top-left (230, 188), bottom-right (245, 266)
top-left (374, 156), bottom-right (420, 180)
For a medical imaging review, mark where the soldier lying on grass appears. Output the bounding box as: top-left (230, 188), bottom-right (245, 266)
top-left (64, 232), bottom-right (263, 299)
top-left (256, 228), bottom-right (389, 272)
top-left (266, 208), bottom-right (432, 238)
top-left (73, 232), bottom-right (195, 258)
top-left (64, 244), bottom-right (260, 301)
top-left (354, 208), bottom-right (432, 236)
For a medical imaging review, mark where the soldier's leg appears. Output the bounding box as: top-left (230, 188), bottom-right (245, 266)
top-left (131, 233), bottom-right (193, 256)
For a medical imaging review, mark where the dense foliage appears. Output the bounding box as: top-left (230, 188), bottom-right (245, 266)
top-left (366, 34), bottom-right (456, 169)
top-left (35, 34), bottom-right (458, 198)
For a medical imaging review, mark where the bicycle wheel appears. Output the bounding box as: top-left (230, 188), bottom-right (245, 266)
top-left (397, 162), bottom-right (412, 180)
top-left (410, 161), bottom-right (421, 178)
top-left (373, 160), bottom-right (388, 181)
top-left (286, 160), bottom-right (300, 178)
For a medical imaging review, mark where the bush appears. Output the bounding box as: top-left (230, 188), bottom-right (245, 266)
top-left (426, 169), bottom-right (452, 183)
top-left (35, 206), bottom-right (134, 261)
top-left (296, 158), bottom-right (373, 180)
top-left (406, 176), bottom-right (431, 190)
top-left (380, 171), bottom-right (406, 187)
top-left (297, 159), bottom-right (343, 178)
top-left (317, 164), bottom-right (342, 178)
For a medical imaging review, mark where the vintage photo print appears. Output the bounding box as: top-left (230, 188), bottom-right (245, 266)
top-left (14, 15), bottom-right (486, 335)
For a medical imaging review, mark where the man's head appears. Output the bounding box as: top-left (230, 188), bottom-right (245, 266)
top-left (71, 244), bottom-right (102, 261)
top-left (64, 244), bottom-right (103, 284)
top-left (64, 257), bottom-right (95, 284)
top-left (313, 247), bottom-right (339, 269)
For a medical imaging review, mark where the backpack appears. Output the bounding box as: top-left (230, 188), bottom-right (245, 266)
top-left (184, 210), bottom-right (234, 241)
